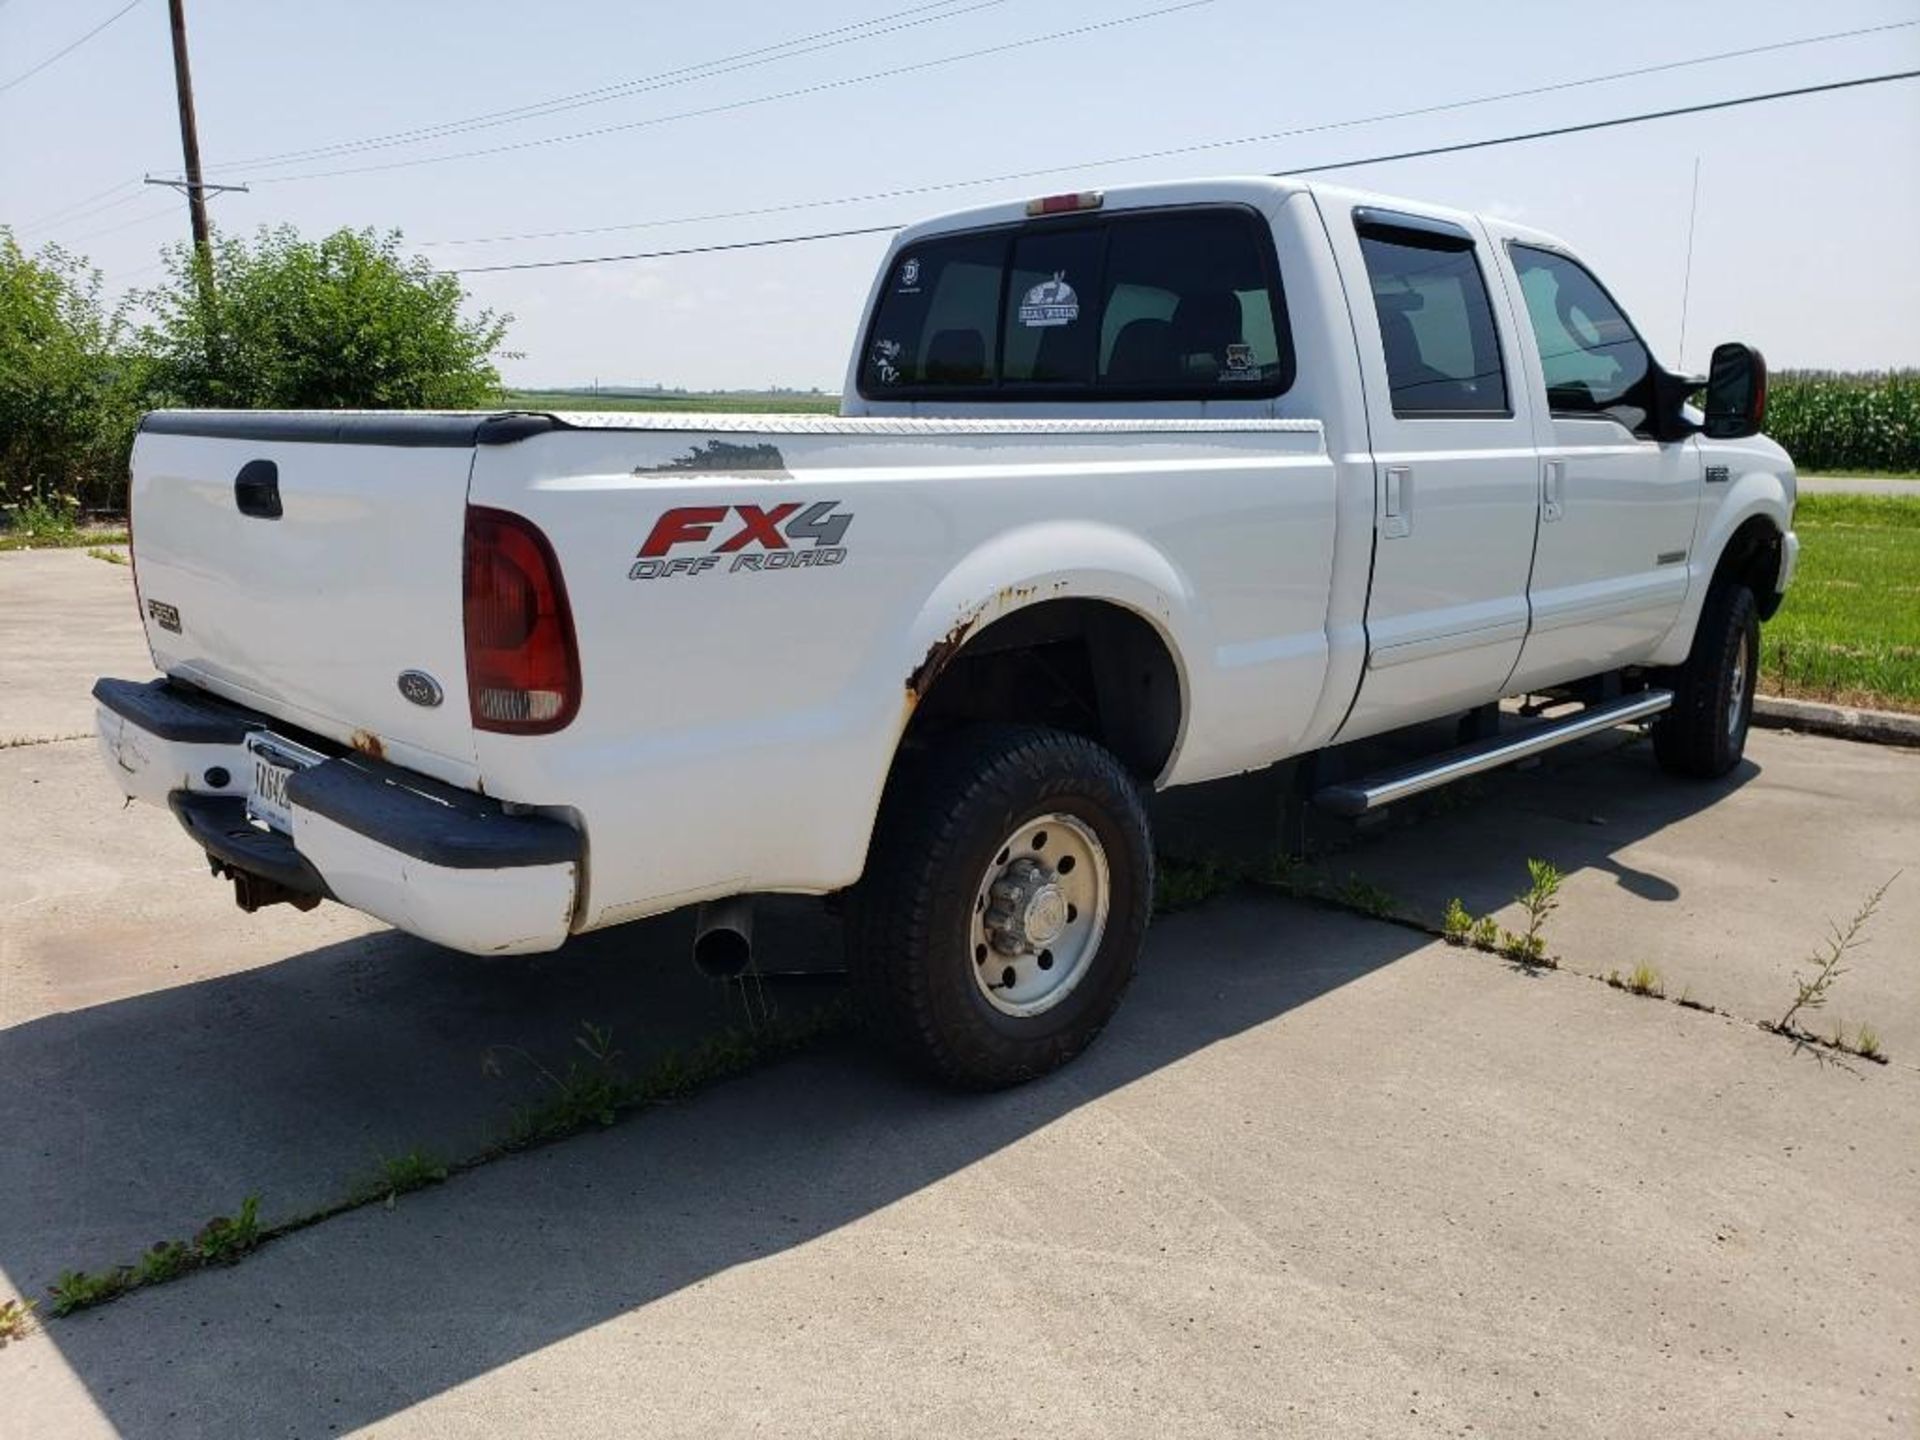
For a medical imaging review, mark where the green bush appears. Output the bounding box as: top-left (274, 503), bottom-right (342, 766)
top-left (138, 226), bottom-right (511, 412)
top-left (1764, 370), bottom-right (1919, 474)
top-left (0, 230), bottom-right (144, 519)
top-left (1, 225), bottom-right (513, 518)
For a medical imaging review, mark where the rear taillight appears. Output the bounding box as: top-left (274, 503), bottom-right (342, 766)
top-left (463, 506), bottom-right (580, 734)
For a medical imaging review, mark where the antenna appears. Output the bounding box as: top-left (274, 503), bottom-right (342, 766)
top-left (1676, 156), bottom-right (1702, 369)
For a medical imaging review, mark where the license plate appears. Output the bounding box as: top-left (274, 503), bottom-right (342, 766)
top-left (244, 732), bottom-right (323, 835)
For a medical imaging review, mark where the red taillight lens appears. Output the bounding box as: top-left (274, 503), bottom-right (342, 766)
top-left (463, 506), bottom-right (580, 734)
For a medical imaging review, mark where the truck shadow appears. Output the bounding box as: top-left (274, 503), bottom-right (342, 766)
top-left (1158, 727), bottom-right (1756, 926)
top-left (0, 741), bottom-right (1758, 1436)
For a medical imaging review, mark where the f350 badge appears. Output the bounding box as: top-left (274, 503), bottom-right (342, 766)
top-left (628, 502), bottom-right (853, 581)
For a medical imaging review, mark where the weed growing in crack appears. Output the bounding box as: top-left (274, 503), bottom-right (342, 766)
top-left (1606, 963), bottom-right (1664, 997)
top-left (0, 1297), bottom-right (38, 1345)
top-left (489, 1021), bottom-right (630, 1145)
top-left (1443, 860), bottom-right (1561, 964)
top-left (1507, 859), bottom-right (1562, 967)
top-left (1153, 855), bottom-right (1242, 914)
top-left (134, 1240), bottom-right (190, 1287)
top-left (47, 1268), bottom-right (128, 1318)
top-left (39, 1005), bottom-right (854, 1324)
top-left (47, 1194), bottom-right (263, 1317)
top-left (358, 1148), bottom-right (449, 1207)
top-left (1774, 874), bottom-right (1899, 1040)
top-left (193, 1194), bottom-right (262, 1265)
top-left (1335, 873), bottom-right (1398, 920)
top-left (1853, 1024), bottom-right (1883, 1061)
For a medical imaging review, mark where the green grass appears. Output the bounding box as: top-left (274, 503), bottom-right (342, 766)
top-left (0, 524), bottom-right (128, 552)
top-left (1763, 494), bottom-right (1920, 713)
top-left (504, 388), bottom-right (840, 416)
top-left (1803, 470), bottom-right (1920, 481)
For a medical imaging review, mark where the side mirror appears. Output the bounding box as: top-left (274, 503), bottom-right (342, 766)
top-left (1703, 342), bottom-right (1768, 440)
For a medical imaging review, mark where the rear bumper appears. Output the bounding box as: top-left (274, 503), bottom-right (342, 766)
top-left (93, 677), bottom-right (580, 955)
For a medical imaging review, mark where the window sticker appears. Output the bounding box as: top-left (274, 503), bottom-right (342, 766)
top-left (870, 338), bottom-right (904, 386)
top-left (1225, 342), bottom-right (1253, 373)
top-left (1017, 272), bottom-right (1080, 329)
top-left (896, 256), bottom-right (921, 294)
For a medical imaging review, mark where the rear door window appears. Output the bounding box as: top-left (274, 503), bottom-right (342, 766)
top-left (858, 207), bottom-right (1292, 400)
top-left (1356, 216), bottom-right (1509, 418)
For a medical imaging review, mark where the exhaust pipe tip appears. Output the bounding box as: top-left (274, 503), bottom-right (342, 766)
top-left (692, 897), bottom-right (754, 979)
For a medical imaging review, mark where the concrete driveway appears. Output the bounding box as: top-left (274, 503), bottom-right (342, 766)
top-left (3, 549), bottom-right (1915, 1438)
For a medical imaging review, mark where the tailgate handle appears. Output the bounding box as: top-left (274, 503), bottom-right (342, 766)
top-left (234, 459), bottom-right (282, 519)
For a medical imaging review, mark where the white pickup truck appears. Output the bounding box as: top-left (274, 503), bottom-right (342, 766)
top-left (96, 176), bottom-right (1797, 1087)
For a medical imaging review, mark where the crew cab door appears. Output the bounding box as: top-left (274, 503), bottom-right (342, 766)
top-left (1327, 206), bottom-right (1541, 742)
top-left (1495, 240), bottom-right (1700, 690)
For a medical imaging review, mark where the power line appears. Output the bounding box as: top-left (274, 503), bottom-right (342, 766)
top-left (61, 201), bottom-right (181, 245)
top-left (14, 177), bottom-right (145, 234)
top-left (449, 224), bottom-right (906, 276)
top-left (213, 0), bottom-right (1006, 171)
top-left (441, 68), bottom-right (1920, 275)
top-left (218, 0), bottom-right (1221, 186)
top-left (11, 0), bottom-right (1000, 237)
top-left (0, 0), bottom-right (147, 96)
top-left (419, 18), bottom-right (1919, 250)
top-left (1269, 68), bottom-right (1919, 180)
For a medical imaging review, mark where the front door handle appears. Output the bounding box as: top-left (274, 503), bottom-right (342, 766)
top-left (1382, 465), bottom-right (1412, 539)
top-left (1541, 460), bottom-right (1565, 523)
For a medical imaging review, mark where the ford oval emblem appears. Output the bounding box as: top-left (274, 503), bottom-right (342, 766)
top-left (397, 670), bottom-right (444, 708)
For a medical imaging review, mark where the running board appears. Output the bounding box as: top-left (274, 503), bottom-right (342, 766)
top-left (1313, 690), bottom-right (1673, 817)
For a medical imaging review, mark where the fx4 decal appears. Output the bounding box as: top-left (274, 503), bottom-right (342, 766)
top-left (630, 502), bottom-right (853, 581)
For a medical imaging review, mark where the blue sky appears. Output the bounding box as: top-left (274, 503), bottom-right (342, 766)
top-left (3, 0), bottom-right (1917, 389)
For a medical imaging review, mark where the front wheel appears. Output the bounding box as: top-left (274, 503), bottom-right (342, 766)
top-left (1653, 581), bottom-right (1760, 779)
top-left (846, 725), bottom-right (1153, 1090)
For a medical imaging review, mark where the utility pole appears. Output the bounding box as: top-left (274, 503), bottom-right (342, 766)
top-left (167, 0), bottom-right (210, 257)
top-left (146, 0), bottom-right (245, 297)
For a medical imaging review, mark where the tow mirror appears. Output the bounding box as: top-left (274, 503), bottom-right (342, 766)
top-left (1703, 342), bottom-right (1768, 440)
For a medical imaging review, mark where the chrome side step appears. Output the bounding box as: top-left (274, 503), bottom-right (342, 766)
top-left (1313, 690), bottom-right (1673, 817)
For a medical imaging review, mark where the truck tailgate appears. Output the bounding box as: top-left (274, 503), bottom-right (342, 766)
top-left (129, 413), bottom-right (490, 786)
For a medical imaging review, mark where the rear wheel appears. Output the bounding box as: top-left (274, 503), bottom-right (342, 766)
top-left (846, 725), bottom-right (1153, 1089)
top-left (1654, 581), bottom-right (1760, 779)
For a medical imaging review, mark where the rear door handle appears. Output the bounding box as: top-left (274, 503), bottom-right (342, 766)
top-left (1541, 460), bottom-right (1565, 523)
top-left (1382, 465), bottom-right (1411, 538)
top-left (234, 459), bottom-right (282, 519)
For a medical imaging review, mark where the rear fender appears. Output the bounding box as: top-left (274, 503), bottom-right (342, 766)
top-left (897, 520), bottom-right (1196, 765)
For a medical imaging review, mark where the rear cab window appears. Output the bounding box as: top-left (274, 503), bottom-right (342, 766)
top-left (858, 206), bottom-right (1294, 401)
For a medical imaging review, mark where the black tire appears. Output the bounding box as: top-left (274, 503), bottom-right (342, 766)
top-left (1653, 581), bottom-right (1760, 779)
top-left (845, 724), bottom-right (1153, 1090)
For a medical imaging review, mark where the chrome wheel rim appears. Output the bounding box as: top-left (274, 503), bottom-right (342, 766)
top-left (969, 813), bottom-right (1110, 1018)
top-left (1728, 630), bottom-right (1751, 740)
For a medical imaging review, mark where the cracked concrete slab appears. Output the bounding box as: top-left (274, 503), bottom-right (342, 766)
top-left (2, 546), bottom-right (1915, 1438)
top-left (1320, 727), bottom-right (1920, 1059)
top-left (5, 902), bottom-right (1915, 1439)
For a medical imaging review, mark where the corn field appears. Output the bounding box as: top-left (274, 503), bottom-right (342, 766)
top-left (1764, 370), bottom-right (1920, 475)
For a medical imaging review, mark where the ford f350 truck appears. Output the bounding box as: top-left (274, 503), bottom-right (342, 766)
top-left (95, 177), bottom-right (1797, 1088)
